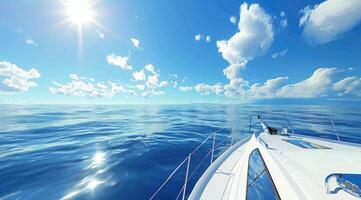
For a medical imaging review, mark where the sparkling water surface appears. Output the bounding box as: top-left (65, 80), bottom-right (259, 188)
top-left (0, 104), bottom-right (360, 200)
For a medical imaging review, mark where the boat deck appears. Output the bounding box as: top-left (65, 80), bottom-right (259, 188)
top-left (190, 132), bottom-right (361, 200)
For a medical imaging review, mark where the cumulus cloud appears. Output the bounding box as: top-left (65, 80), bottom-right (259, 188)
top-left (106, 54), bottom-right (133, 70)
top-left (25, 39), bottom-right (37, 46)
top-left (145, 64), bottom-right (156, 74)
top-left (0, 61), bottom-right (41, 92)
top-left (299, 0), bottom-right (361, 45)
top-left (333, 76), bottom-right (361, 96)
top-left (276, 68), bottom-right (338, 98)
top-left (130, 64), bottom-right (168, 97)
top-left (194, 83), bottom-right (223, 95)
top-left (49, 74), bottom-right (135, 98)
top-left (179, 86), bottom-right (193, 92)
top-left (133, 69), bottom-right (146, 81)
top-left (193, 67), bottom-right (360, 100)
top-left (230, 16), bottom-right (237, 24)
top-left (159, 81), bottom-right (168, 87)
top-left (271, 49), bottom-right (288, 58)
top-left (131, 38), bottom-right (140, 48)
top-left (217, 2), bottom-right (274, 80)
top-left (250, 77), bottom-right (288, 98)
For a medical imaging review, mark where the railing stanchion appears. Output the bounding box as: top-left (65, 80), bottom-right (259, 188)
top-left (330, 117), bottom-right (340, 142)
top-left (211, 133), bottom-right (216, 164)
top-left (182, 154), bottom-right (191, 200)
top-left (249, 115), bottom-right (252, 133)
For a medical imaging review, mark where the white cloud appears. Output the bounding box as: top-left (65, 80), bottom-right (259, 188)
top-left (250, 77), bottom-right (288, 98)
top-left (25, 39), bottom-right (37, 46)
top-left (0, 61), bottom-right (41, 92)
top-left (179, 86), bottom-right (193, 92)
top-left (133, 69), bottom-right (146, 81)
top-left (206, 35), bottom-right (211, 42)
top-left (195, 34), bottom-right (202, 41)
top-left (272, 49), bottom-right (288, 58)
top-left (193, 67), bottom-right (357, 100)
top-left (223, 78), bottom-right (249, 97)
top-left (194, 83), bottom-right (223, 95)
top-left (217, 2), bottom-right (274, 80)
top-left (141, 90), bottom-right (165, 98)
top-left (299, 0), bottom-right (361, 45)
top-left (195, 34), bottom-right (211, 42)
top-left (147, 74), bottom-right (159, 87)
top-left (159, 81), bottom-right (168, 87)
top-left (145, 64), bottom-right (156, 74)
top-left (276, 68), bottom-right (338, 98)
top-left (69, 74), bottom-right (79, 81)
top-left (230, 16), bottom-right (237, 24)
top-left (50, 74), bottom-right (135, 98)
top-left (106, 54), bottom-right (133, 70)
top-left (280, 19), bottom-right (288, 28)
top-left (333, 76), bottom-right (361, 96)
top-left (130, 64), bottom-right (168, 97)
top-left (131, 38), bottom-right (140, 48)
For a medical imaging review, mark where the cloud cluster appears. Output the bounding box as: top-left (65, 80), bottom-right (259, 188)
top-left (132, 64), bottom-right (168, 98)
top-left (194, 34), bottom-right (211, 42)
top-left (299, 0), bottom-right (361, 45)
top-left (106, 54), bottom-right (133, 70)
top-left (217, 2), bottom-right (274, 80)
top-left (333, 77), bottom-right (361, 97)
top-left (191, 67), bottom-right (361, 100)
top-left (49, 74), bottom-right (135, 98)
top-left (0, 61), bottom-right (41, 92)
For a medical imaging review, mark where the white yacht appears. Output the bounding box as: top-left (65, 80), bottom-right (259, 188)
top-left (151, 113), bottom-right (361, 200)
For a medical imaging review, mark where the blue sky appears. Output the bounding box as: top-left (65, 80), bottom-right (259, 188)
top-left (0, 0), bottom-right (361, 104)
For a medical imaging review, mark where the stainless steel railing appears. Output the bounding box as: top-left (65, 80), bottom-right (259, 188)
top-left (149, 127), bottom-right (241, 200)
top-left (254, 112), bottom-right (341, 142)
top-left (150, 112), bottom-right (343, 200)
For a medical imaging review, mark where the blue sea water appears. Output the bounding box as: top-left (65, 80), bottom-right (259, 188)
top-left (0, 104), bottom-right (360, 200)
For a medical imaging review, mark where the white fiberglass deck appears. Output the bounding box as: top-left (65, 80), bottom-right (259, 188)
top-left (189, 131), bottom-right (361, 200)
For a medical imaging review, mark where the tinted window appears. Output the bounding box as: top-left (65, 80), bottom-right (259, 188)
top-left (246, 149), bottom-right (280, 200)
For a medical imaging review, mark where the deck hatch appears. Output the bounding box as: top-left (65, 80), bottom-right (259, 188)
top-left (246, 148), bottom-right (280, 200)
top-left (282, 139), bottom-right (331, 149)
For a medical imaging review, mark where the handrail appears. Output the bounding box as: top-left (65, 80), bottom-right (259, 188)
top-left (150, 112), bottom-right (343, 199)
top-left (149, 127), bottom-right (236, 200)
top-left (255, 112), bottom-right (341, 142)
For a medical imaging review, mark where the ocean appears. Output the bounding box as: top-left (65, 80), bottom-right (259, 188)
top-left (0, 104), bottom-right (360, 200)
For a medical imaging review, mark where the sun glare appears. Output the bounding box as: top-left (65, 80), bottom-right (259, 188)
top-left (65, 0), bottom-right (94, 26)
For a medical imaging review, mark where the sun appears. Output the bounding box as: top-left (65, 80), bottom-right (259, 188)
top-left (64, 0), bottom-right (95, 26)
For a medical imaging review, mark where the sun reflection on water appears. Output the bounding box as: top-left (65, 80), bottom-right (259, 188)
top-left (61, 151), bottom-right (109, 199)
